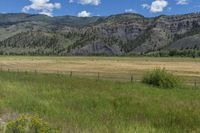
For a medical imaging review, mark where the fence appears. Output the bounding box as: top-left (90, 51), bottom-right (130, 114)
top-left (0, 67), bottom-right (141, 81)
top-left (0, 65), bottom-right (200, 87)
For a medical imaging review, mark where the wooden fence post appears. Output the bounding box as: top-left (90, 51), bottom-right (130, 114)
top-left (35, 70), bottom-right (37, 74)
top-left (97, 72), bottom-right (100, 80)
top-left (194, 80), bottom-right (197, 88)
top-left (131, 74), bottom-right (133, 82)
top-left (70, 71), bottom-right (72, 78)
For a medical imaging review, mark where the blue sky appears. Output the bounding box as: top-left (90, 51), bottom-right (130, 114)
top-left (0, 0), bottom-right (200, 17)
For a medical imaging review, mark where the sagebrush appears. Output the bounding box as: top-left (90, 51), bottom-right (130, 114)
top-left (142, 68), bottom-right (180, 88)
top-left (3, 115), bottom-right (58, 133)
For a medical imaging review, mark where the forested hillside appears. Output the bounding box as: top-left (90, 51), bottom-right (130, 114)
top-left (0, 13), bottom-right (200, 56)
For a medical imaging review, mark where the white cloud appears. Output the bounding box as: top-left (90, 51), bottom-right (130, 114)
top-left (142, 4), bottom-right (150, 9)
top-left (22, 0), bottom-right (61, 17)
top-left (176, 0), bottom-right (189, 5)
top-left (125, 9), bottom-right (137, 13)
top-left (78, 11), bottom-right (91, 17)
top-left (69, 0), bottom-right (101, 6)
top-left (142, 0), bottom-right (168, 13)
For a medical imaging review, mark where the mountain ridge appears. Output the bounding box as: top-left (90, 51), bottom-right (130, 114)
top-left (0, 12), bottom-right (200, 56)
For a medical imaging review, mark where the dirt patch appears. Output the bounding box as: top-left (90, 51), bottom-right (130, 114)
top-left (0, 112), bottom-right (18, 126)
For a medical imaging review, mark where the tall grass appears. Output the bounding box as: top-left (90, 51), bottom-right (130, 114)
top-left (0, 71), bottom-right (199, 133)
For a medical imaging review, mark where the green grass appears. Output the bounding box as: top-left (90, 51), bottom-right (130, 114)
top-left (0, 71), bottom-right (200, 133)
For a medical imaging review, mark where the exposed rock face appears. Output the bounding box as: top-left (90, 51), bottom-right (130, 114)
top-left (154, 14), bottom-right (200, 34)
top-left (0, 13), bottom-right (200, 55)
top-left (71, 42), bottom-right (122, 55)
top-left (167, 34), bottom-right (200, 50)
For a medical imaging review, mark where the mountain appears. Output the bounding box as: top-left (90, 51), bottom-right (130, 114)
top-left (0, 13), bottom-right (200, 56)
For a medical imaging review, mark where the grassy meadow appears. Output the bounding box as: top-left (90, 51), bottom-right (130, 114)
top-left (0, 56), bottom-right (200, 84)
top-left (0, 71), bottom-right (200, 133)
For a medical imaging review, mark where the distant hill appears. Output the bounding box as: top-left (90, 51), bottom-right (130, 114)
top-left (0, 13), bottom-right (200, 56)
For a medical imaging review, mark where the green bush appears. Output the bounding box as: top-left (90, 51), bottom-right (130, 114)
top-left (142, 68), bottom-right (180, 88)
top-left (3, 115), bottom-right (59, 133)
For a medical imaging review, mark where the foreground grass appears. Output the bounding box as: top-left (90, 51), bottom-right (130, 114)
top-left (0, 72), bottom-right (199, 133)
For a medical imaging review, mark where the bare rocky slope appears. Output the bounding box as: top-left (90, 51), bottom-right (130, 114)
top-left (0, 13), bottom-right (200, 56)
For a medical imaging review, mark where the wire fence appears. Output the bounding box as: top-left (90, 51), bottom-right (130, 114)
top-left (0, 65), bottom-right (200, 87)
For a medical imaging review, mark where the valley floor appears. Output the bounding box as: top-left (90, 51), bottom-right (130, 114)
top-left (0, 71), bottom-right (200, 133)
top-left (0, 56), bottom-right (200, 83)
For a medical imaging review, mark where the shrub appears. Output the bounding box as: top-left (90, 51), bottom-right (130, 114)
top-left (3, 115), bottom-right (59, 133)
top-left (142, 68), bottom-right (180, 88)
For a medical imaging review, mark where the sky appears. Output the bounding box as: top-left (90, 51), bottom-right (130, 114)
top-left (0, 0), bottom-right (200, 17)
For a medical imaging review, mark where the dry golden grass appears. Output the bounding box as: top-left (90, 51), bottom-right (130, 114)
top-left (0, 56), bottom-right (199, 79)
